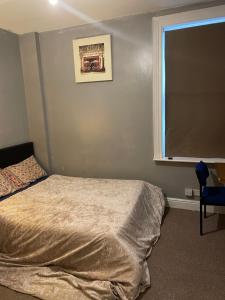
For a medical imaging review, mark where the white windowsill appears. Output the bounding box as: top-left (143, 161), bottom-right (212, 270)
top-left (154, 157), bottom-right (225, 163)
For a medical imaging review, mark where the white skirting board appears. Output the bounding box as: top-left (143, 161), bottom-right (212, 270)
top-left (166, 198), bottom-right (225, 215)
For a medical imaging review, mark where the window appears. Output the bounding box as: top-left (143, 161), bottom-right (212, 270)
top-left (153, 5), bottom-right (225, 162)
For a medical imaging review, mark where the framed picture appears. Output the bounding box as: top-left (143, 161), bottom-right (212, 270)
top-left (73, 34), bottom-right (112, 83)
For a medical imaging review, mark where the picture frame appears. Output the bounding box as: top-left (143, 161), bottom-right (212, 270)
top-left (73, 34), bottom-right (112, 83)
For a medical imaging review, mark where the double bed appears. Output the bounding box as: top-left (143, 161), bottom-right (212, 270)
top-left (0, 143), bottom-right (165, 300)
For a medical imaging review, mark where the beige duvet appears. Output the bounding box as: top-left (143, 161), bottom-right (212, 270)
top-left (0, 175), bottom-right (165, 300)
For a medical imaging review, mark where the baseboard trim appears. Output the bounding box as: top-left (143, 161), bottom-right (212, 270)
top-left (166, 197), bottom-right (225, 215)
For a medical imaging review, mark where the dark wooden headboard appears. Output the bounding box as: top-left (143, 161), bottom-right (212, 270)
top-left (0, 142), bottom-right (34, 168)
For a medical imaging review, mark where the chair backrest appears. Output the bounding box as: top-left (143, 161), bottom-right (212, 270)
top-left (195, 161), bottom-right (209, 188)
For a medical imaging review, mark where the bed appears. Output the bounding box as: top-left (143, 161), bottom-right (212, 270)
top-left (0, 143), bottom-right (165, 300)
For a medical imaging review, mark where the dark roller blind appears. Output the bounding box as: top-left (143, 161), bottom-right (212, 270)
top-left (165, 22), bottom-right (225, 158)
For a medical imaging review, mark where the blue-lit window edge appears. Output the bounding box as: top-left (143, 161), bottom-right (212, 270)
top-left (161, 31), bottom-right (166, 159)
top-left (161, 16), bottom-right (225, 160)
top-left (164, 16), bottom-right (225, 32)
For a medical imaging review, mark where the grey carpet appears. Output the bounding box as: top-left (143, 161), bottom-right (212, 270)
top-left (1, 208), bottom-right (225, 300)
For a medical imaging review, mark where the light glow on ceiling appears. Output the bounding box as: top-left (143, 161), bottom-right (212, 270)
top-left (49, 0), bottom-right (58, 5)
top-left (58, 1), bottom-right (139, 45)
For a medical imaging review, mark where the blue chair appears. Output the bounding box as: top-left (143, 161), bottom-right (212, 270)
top-left (195, 161), bottom-right (225, 235)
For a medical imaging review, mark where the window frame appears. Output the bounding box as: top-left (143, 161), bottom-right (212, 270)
top-left (152, 4), bottom-right (225, 163)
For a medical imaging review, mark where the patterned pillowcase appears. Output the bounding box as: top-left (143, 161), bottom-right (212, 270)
top-left (5, 156), bottom-right (47, 185)
top-left (0, 171), bottom-right (14, 197)
top-left (0, 169), bottom-right (28, 196)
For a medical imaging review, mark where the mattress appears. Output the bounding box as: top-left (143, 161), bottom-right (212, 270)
top-left (0, 175), bottom-right (165, 300)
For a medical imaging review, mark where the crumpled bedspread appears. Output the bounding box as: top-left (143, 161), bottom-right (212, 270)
top-left (0, 175), bottom-right (165, 300)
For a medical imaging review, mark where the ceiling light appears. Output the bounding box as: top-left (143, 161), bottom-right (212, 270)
top-left (49, 0), bottom-right (58, 5)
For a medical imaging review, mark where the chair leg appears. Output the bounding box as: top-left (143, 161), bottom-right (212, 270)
top-left (200, 204), bottom-right (203, 235)
top-left (204, 204), bottom-right (207, 218)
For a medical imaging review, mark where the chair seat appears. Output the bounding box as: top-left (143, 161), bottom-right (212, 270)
top-left (203, 186), bottom-right (225, 205)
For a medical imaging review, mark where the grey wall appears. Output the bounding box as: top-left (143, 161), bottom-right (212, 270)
top-left (0, 29), bottom-right (28, 148)
top-left (19, 33), bottom-right (50, 170)
top-left (36, 13), bottom-right (201, 198)
top-left (19, 1), bottom-right (222, 198)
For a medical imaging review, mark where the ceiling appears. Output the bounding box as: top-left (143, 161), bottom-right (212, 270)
top-left (0, 0), bottom-right (215, 34)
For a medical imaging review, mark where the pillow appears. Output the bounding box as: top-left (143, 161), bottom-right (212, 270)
top-left (0, 169), bottom-right (27, 197)
top-left (5, 156), bottom-right (47, 185)
top-left (0, 171), bottom-right (14, 197)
